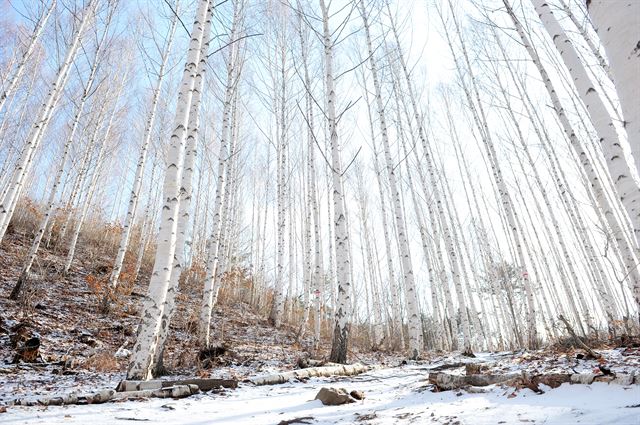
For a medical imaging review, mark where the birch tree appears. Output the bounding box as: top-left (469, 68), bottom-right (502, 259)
top-left (127, 0), bottom-right (210, 380)
top-left (10, 5), bottom-right (113, 299)
top-left (587, 0), bottom-right (640, 175)
top-left (359, 0), bottom-right (422, 358)
top-left (317, 0), bottom-right (353, 364)
top-left (199, 1), bottom-right (244, 347)
top-left (0, 0), bottom-right (97, 243)
top-left (0, 0), bottom-right (56, 115)
top-left (104, 2), bottom-right (179, 309)
top-left (531, 0), bottom-right (640, 248)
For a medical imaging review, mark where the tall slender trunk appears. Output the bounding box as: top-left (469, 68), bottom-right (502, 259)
top-left (587, 0), bottom-right (640, 175)
top-left (151, 3), bottom-right (212, 374)
top-left (0, 0), bottom-right (96, 243)
top-left (199, 3), bottom-right (243, 346)
top-left (0, 0), bottom-right (57, 115)
top-left (127, 0), bottom-right (210, 380)
top-left (10, 12), bottom-right (111, 299)
top-left (358, 0), bottom-right (422, 358)
top-left (105, 4), bottom-right (179, 305)
top-left (319, 0), bottom-right (351, 364)
top-left (531, 0), bottom-right (640, 248)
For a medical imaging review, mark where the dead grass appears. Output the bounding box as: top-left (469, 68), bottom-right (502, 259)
top-left (81, 351), bottom-right (119, 372)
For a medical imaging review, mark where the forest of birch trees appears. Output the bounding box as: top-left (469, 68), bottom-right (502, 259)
top-left (0, 0), bottom-right (638, 381)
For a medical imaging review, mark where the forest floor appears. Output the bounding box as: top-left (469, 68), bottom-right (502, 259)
top-left (1, 232), bottom-right (640, 424)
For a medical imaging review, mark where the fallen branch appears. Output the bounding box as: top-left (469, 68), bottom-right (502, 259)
top-left (248, 363), bottom-right (376, 386)
top-left (558, 315), bottom-right (602, 360)
top-left (278, 416), bottom-right (314, 425)
top-left (427, 362), bottom-right (466, 372)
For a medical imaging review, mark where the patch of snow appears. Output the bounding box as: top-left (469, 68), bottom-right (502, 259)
top-left (2, 364), bottom-right (638, 424)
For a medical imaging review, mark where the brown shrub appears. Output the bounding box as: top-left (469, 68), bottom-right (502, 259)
top-left (82, 351), bottom-right (119, 372)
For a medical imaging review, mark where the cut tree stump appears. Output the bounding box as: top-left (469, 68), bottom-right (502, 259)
top-left (249, 363), bottom-right (376, 386)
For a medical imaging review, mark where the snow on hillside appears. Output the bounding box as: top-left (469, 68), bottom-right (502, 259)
top-left (2, 363), bottom-right (639, 425)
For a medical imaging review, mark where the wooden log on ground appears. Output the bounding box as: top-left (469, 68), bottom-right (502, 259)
top-left (429, 372), bottom-right (522, 391)
top-left (12, 389), bottom-right (116, 406)
top-left (113, 384), bottom-right (199, 400)
top-left (116, 378), bottom-right (238, 392)
top-left (430, 371), bottom-right (638, 392)
top-left (249, 363), bottom-right (376, 386)
top-left (11, 385), bottom-right (200, 407)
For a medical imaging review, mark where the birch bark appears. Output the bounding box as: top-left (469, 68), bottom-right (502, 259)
top-left (127, 0), bottom-right (210, 380)
top-left (531, 0), bottom-right (640, 248)
top-left (587, 0), bottom-right (640, 175)
top-left (0, 0), bottom-right (97, 243)
top-left (358, 0), bottom-right (422, 358)
top-left (105, 4), bottom-right (179, 302)
top-left (0, 0), bottom-right (57, 115)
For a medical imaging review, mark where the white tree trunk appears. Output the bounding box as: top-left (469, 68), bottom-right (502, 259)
top-left (106, 5), bottom-right (179, 298)
top-left (199, 3), bottom-right (243, 346)
top-left (587, 0), bottom-right (640, 177)
top-left (0, 0), bottom-right (96, 243)
top-left (319, 0), bottom-right (352, 364)
top-left (151, 3), bottom-right (212, 372)
top-left (10, 14), bottom-right (111, 298)
top-left (532, 0), bottom-right (640, 248)
top-left (0, 0), bottom-right (57, 115)
top-left (358, 0), bottom-right (422, 358)
top-left (127, 0), bottom-right (210, 380)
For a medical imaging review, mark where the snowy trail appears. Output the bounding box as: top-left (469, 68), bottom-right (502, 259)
top-left (2, 365), bottom-right (639, 424)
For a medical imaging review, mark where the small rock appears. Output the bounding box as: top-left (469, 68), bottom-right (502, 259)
top-left (315, 387), bottom-right (355, 406)
top-left (115, 347), bottom-right (132, 358)
top-left (350, 390), bottom-right (365, 400)
top-left (571, 373), bottom-right (595, 384)
top-left (612, 374), bottom-right (633, 386)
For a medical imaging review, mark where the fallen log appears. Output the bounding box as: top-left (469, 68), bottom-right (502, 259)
top-left (11, 385), bottom-right (200, 407)
top-left (429, 371), bottom-right (638, 392)
top-left (112, 384), bottom-right (199, 400)
top-left (12, 389), bottom-right (117, 406)
top-left (249, 363), bottom-right (376, 386)
top-left (429, 372), bottom-right (522, 391)
top-left (117, 378), bottom-right (238, 392)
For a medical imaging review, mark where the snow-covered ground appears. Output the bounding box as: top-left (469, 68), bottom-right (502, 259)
top-left (2, 364), bottom-right (639, 425)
